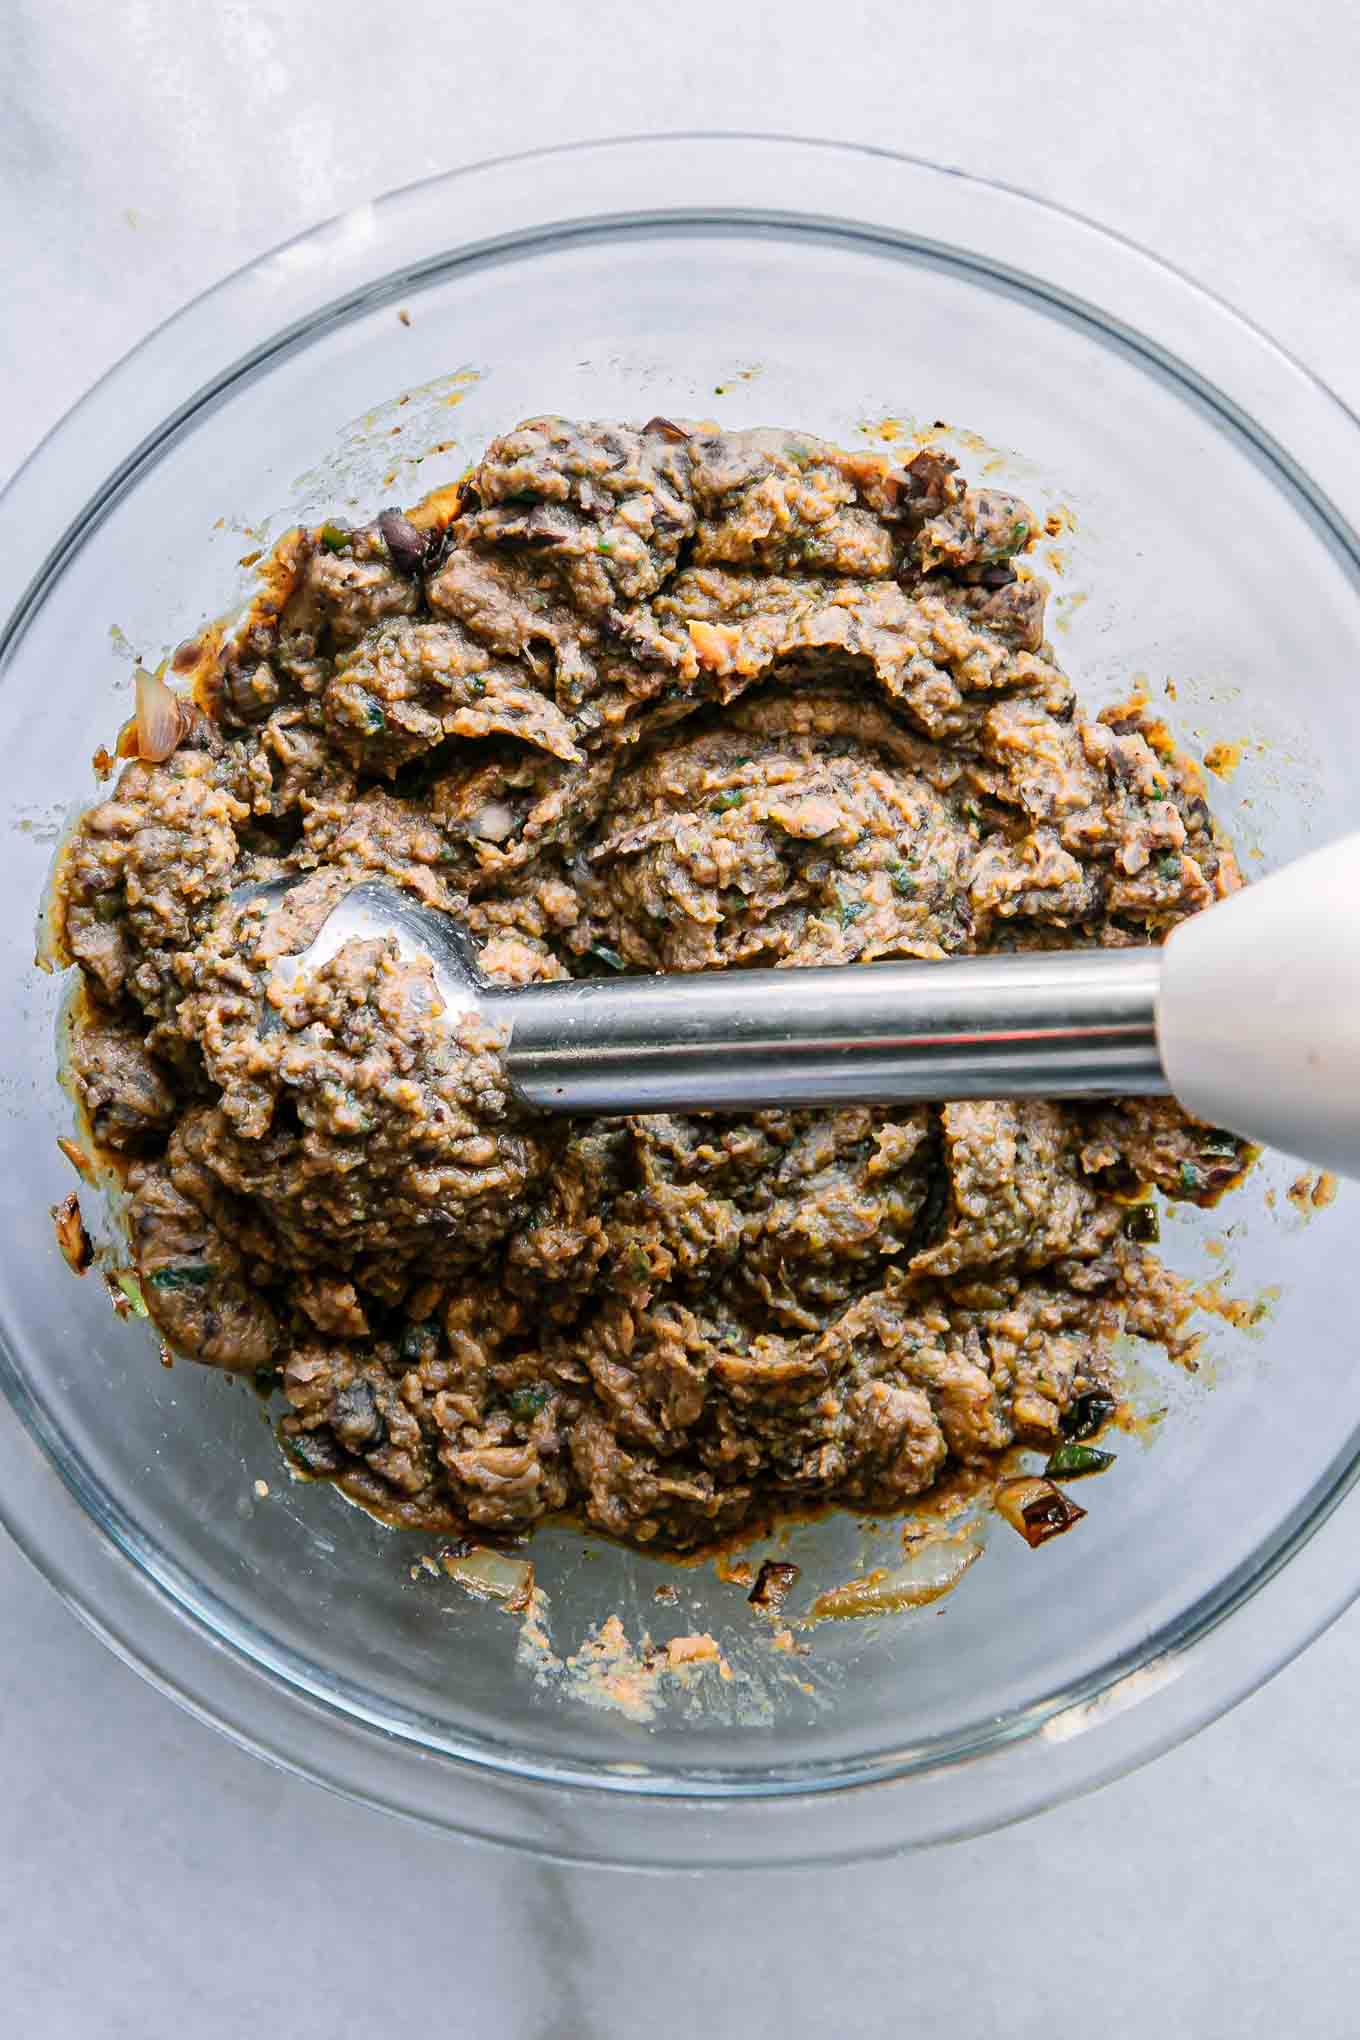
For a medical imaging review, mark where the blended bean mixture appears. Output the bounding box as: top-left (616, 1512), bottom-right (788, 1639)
top-left (49, 418), bottom-right (1249, 1550)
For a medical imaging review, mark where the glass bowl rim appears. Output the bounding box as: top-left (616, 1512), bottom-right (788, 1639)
top-left (3, 131), bottom-right (1359, 1868)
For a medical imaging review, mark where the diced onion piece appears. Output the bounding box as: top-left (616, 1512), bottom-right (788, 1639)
top-left (440, 1546), bottom-right (534, 1607)
top-left (810, 1533), bottom-right (981, 1619)
top-left (748, 1559), bottom-right (801, 1612)
top-left (469, 801), bottom-right (516, 843)
top-left (995, 1476), bottom-right (1086, 1548)
top-left (57, 1137), bottom-right (95, 1181)
top-left (133, 666), bottom-right (189, 763)
top-left (34, 887), bottom-right (65, 973)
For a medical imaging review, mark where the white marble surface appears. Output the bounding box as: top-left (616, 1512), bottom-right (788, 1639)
top-left (4, 3), bottom-right (1360, 2032)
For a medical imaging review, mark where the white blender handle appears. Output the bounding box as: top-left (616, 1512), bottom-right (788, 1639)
top-left (1158, 831), bottom-right (1360, 1179)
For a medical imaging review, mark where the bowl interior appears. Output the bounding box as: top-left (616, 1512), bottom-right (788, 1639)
top-left (3, 191), bottom-right (1357, 1804)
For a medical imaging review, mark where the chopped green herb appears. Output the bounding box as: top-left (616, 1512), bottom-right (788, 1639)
top-left (1123, 1203), bottom-right (1161, 1242)
top-left (355, 690), bottom-right (386, 734)
top-left (1009, 521), bottom-right (1029, 550)
top-left (93, 890), bottom-right (125, 925)
top-left (889, 862), bottom-right (917, 896)
top-left (318, 523), bottom-right (349, 553)
top-left (596, 539), bottom-right (613, 555)
top-left (509, 1385), bottom-right (549, 1420)
top-left (629, 1243), bottom-right (650, 1278)
top-left (400, 1321), bottom-right (436, 1365)
top-left (1157, 852), bottom-right (1182, 881)
top-left (589, 944), bottom-right (628, 973)
top-left (284, 1430), bottom-right (341, 1476)
top-left (1179, 1159), bottom-right (1206, 1196)
top-left (1046, 1441), bottom-right (1116, 1480)
top-left (732, 754), bottom-right (753, 766)
top-left (114, 1271), bottom-right (149, 1319)
top-left (839, 900), bottom-right (866, 928)
top-left (147, 1264), bottom-right (216, 1291)
top-left (467, 675), bottom-right (486, 696)
top-left (712, 790), bottom-right (744, 812)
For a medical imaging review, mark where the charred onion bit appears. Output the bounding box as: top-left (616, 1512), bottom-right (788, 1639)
top-left (995, 1476), bottom-right (1086, 1548)
top-left (642, 416), bottom-right (690, 442)
top-left (1061, 1389), bottom-right (1117, 1440)
top-left (748, 1559), bottom-right (801, 1612)
top-left (51, 1191), bottom-right (93, 1275)
top-left (886, 447), bottom-right (958, 519)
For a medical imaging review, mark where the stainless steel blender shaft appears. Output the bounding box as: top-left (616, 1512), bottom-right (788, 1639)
top-left (488, 946), bottom-right (1166, 1114)
top-left (255, 881), bottom-right (1167, 1117)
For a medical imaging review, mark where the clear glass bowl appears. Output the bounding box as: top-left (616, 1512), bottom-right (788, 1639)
top-left (2, 135), bottom-right (1359, 1868)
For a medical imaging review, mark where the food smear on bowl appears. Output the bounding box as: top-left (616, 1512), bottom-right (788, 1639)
top-left (42, 415), bottom-right (1256, 1564)
top-left (808, 1527), bottom-right (984, 1620)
